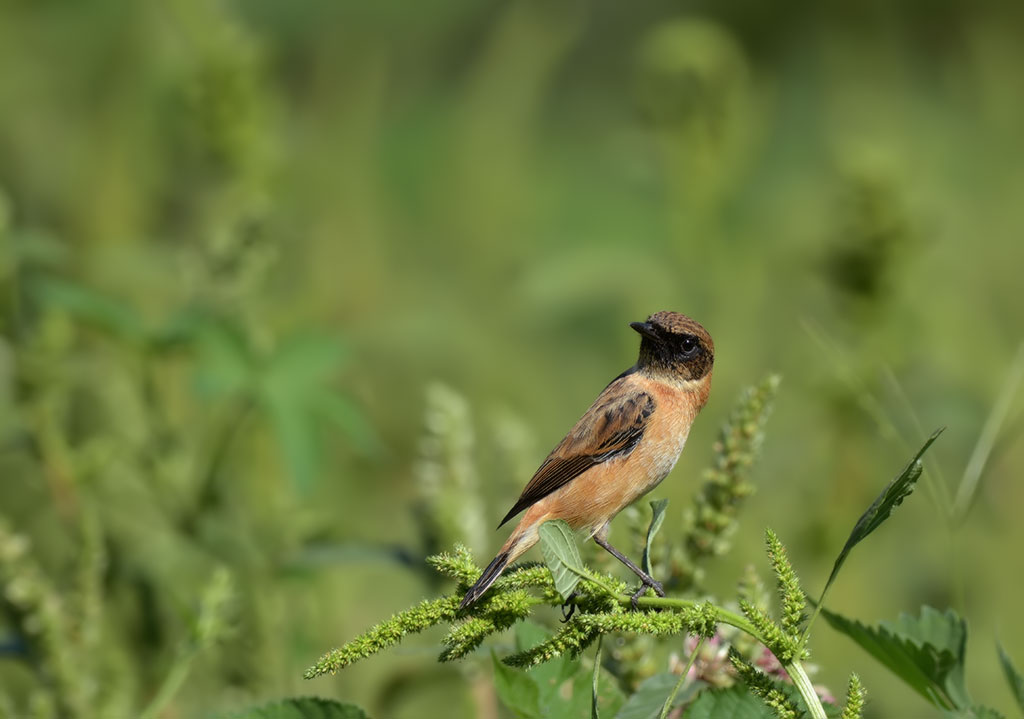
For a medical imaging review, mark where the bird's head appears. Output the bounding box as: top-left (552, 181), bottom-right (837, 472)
top-left (630, 311), bottom-right (714, 388)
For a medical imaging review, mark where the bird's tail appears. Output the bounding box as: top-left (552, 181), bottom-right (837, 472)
top-left (459, 526), bottom-right (538, 609)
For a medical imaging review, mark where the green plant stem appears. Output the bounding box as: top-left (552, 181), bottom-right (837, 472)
top-left (139, 648), bottom-right (196, 719)
top-left (787, 660), bottom-right (827, 719)
top-left (592, 634), bottom-right (603, 719)
top-left (622, 595), bottom-right (759, 637)
top-left (803, 601), bottom-right (825, 652)
top-left (470, 555), bottom-right (826, 719)
top-left (953, 340), bottom-right (1024, 521)
top-left (661, 636), bottom-right (704, 719)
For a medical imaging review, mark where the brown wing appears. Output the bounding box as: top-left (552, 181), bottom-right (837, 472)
top-left (497, 380), bottom-right (656, 527)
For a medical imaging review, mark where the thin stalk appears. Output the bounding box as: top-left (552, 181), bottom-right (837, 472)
top-left (953, 341), bottom-right (1024, 522)
top-left (786, 659), bottom-right (828, 719)
top-left (139, 650), bottom-right (196, 719)
top-left (591, 634), bottom-right (603, 719)
top-left (803, 601), bottom-right (824, 651)
top-left (661, 636), bottom-right (704, 719)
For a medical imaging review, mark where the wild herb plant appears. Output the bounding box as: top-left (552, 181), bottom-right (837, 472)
top-left (3, 2), bottom-right (1024, 717)
top-left (0, 4), bottom-right (372, 715)
top-left (303, 378), bottom-right (1021, 719)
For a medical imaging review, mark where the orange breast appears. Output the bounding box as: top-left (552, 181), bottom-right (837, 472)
top-left (519, 383), bottom-right (699, 536)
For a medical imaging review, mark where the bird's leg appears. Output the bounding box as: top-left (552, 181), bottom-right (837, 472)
top-left (592, 530), bottom-right (665, 609)
top-left (560, 589), bottom-right (580, 622)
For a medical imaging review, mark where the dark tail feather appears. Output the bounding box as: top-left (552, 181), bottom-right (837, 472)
top-left (459, 549), bottom-right (511, 609)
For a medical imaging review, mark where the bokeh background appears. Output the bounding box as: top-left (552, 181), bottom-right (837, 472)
top-left (2, 0), bottom-right (1023, 717)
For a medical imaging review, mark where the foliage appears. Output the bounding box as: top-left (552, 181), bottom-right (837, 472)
top-left (2, 0), bottom-right (1024, 716)
top-left (807, 428), bottom-right (944, 638)
top-left (491, 622), bottom-right (625, 719)
top-left (671, 375), bottom-right (781, 591)
top-left (538, 520), bottom-right (586, 601)
top-left (820, 606), bottom-right (972, 712)
top-left (305, 385), bottom-right (984, 719)
top-left (996, 645), bottom-right (1024, 714)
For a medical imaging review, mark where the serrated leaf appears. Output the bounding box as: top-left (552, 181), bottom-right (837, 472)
top-left (816, 429), bottom-right (943, 609)
top-left (997, 643), bottom-right (1024, 712)
top-left (493, 650), bottom-right (542, 718)
top-left (821, 605), bottom-right (969, 711)
top-left (539, 520), bottom-right (586, 601)
top-left (613, 673), bottom-right (704, 719)
top-left (642, 499), bottom-right (669, 577)
top-left (221, 697), bottom-right (369, 719)
top-left (684, 686), bottom-right (775, 719)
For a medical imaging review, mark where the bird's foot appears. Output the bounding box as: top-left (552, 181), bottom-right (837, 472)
top-left (629, 577), bottom-right (665, 610)
top-left (560, 590), bottom-right (581, 622)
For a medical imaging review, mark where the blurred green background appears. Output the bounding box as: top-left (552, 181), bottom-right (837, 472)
top-left (2, 0), bottom-right (1023, 717)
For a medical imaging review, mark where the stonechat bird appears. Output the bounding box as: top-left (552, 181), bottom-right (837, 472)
top-left (460, 311), bottom-right (714, 608)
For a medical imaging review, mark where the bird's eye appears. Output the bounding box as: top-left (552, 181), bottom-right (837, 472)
top-left (680, 336), bottom-right (699, 355)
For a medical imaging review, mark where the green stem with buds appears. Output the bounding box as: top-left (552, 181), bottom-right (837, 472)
top-left (623, 593), bottom-right (827, 719)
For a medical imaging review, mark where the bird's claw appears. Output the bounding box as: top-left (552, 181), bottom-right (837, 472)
top-left (629, 577), bottom-right (665, 610)
top-left (560, 589), bottom-right (581, 622)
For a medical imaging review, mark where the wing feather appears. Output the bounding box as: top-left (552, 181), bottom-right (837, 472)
top-left (497, 380), bottom-right (655, 527)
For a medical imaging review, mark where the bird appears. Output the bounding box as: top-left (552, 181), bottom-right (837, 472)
top-left (459, 311), bottom-right (714, 609)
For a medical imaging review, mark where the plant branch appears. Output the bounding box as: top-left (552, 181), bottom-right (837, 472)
top-left (662, 636), bottom-right (704, 719)
top-left (612, 593), bottom-right (826, 719)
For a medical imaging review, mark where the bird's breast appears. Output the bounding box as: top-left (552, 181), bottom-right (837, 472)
top-left (627, 403), bottom-right (693, 497)
top-left (518, 384), bottom-right (702, 536)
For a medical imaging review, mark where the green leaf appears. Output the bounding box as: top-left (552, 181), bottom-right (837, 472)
top-left (539, 520), bottom-right (586, 601)
top-left (493, 650), bottom-right (542, 718)
top-left (997, 643), bottom-right (1024, 713)
top-left (809, 429), bottom-right (943, 631)
top-left (260, 332), bottom-right (348, 392)
top-left (312, 391), bottom-right (378, 454)
top-left (820, 605), bottom-right (970, 711)
top-left (221, 697), bottom-right (369, 719)
top-left (614, 673), bottom-right (705, 719)
top-left (514, 621), bottom-right (579, 705)
top-left (31, 277), bottom-right (147, 339)
top-left (194, 322), bottom-right (255, 398)
top-left (256, 332), bottom-right (356, 494)
top-left (265, 396), bottom-right (321, 495)
top-left (504, 621), bottom-right (622, 718)
top-left (642, 499), bottom-right (669, 577)
top-left (684, 686), bottom-right (775, 719)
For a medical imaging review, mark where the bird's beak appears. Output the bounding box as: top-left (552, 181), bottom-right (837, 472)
top-left (630, 321), bottom-right (659, 341)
